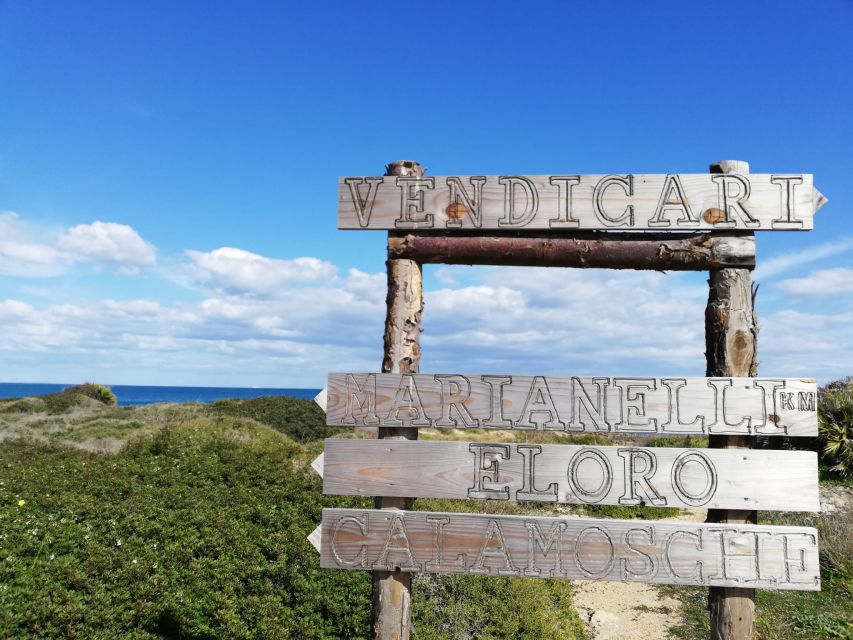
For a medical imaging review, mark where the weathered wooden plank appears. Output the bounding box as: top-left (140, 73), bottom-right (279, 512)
top-left (387, 231), bottom-right (756, 270)
top-left (324, 374), bottom-right (818, 437)
top-left (339, 174), bottom-right (825, 231)
top-left (318, 508), bottom-right (821, 591)
top-left (321, 440), bottom-right (819, 512)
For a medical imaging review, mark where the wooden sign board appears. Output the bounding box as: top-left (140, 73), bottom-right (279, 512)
top-left (323, 374), bottom-right (818, 437)
top-left (339, 174), bottom-right (825, 231)
top-left (319, 508), bottom-right (820, 591)
top-left (321, 440), bottom-right (819, 512)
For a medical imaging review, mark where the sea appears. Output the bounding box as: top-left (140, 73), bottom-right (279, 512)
top-left (0, 383), bottom-right (321, 407)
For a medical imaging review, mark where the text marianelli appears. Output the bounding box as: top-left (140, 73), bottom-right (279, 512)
top-left (338, 174), bottom-right (825, 231)
top-left (324, 374), bottom-right (818, 437)
top-left (320, 509), bottom-right (820, 591)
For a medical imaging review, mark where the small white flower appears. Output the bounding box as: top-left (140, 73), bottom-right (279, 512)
top-left (116, 539), bottom-right (122, 547)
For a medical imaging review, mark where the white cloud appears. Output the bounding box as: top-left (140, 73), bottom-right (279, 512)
top-left (775, 267), bottom-right (853, 296)
top-left (58, 221), bottom-right (156, 267)
top-left (0, 212), bottom-right (66, 276)
top-left (0, 241), bottom-right (848, 386)
top-left (0, 213), bottom-right (156, 276)
top-left (184, 247), bottom-right (337, 295)
top-left (755, 237), bottom-right (853, 280)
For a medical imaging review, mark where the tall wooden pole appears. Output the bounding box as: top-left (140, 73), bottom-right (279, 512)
top-left (372, 159), bottom-right (425, 640)
top-left (705, 160), bottom-right (758, 640)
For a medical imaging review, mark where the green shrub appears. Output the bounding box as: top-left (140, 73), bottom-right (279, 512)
top-left (413, 573), bottom-right (587, 639)
top-left (818, 379), bottom-right (853, 478)
top-left (39, 389), bottom-right (89, 414)
top-left (64, 382), bottom-right (117, 406)
top-left (0, 422), bottom-right (372, 639)
top-left (210, 395), bottom-right (342, 444)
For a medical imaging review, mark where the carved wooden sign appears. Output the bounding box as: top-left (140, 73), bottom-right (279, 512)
top-left (322, 374), bottom-right (818, 437)
top-left (320, 440), bottom-right (819, 512)
top-left (318, 508), bottom-right (820, 591)
top-left (339, 174), bottom-right (826, 231)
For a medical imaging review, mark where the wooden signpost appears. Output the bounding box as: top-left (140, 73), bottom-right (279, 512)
top-left (319, 509), bottom-right (820, 591)
top-left (319, 439), bottom-right (819, 512)
top-left (321, 373), bottom-right (818, 436)
top-left (311, 160), bottom-right (826, 640)
top-left (339, 173), bottom-right (825, 231)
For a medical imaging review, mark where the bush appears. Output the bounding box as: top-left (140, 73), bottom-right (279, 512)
top-left (65, 383), bottom-right (117, 406)
top-left (211, 395), bottom-right (341, 444)
top-left (818, 379), bottom-right (853, 478)
top-left (0, 421), bottom-right (372, 639)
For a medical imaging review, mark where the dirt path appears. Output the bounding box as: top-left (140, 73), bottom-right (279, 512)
top-left (572, 509), bottom-right (706, 640)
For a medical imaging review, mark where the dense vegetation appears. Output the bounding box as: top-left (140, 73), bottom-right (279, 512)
top-left (818, 378), bottom-right (853, 478)
top-left (0, 392), bottom-right (592, 639)
top-left (0, 382), bottom-right (850, 638)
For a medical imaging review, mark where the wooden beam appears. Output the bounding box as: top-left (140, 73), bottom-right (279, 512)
top-left (387, 231), bottom-right (756, 270)
top-left (319, 508), bottom-right (821, 591)
top-left (371, 159), bottom-right (424, 640)
top-left (323, 373), bottom-right (818, 437)
top-left (705, 161), bottom-right (758, 639)
top-left (321, 440), bottom-right (820, 512)
top-left (339, 173), bottom-right (825, 231)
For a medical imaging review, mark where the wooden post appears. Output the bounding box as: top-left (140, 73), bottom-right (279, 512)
top-left (372, 160), bottom-right (425, 640)
top-left (388, 231), bottom-right (755, 270)
top-left (705, 160), bottom-right (758, 640)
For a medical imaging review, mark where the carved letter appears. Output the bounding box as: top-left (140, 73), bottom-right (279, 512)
top-left (752, 379), bottom-right (786, 434)
top-left (516, 445), bottom-right (558, 502)
top-left (569, 377), bottom-right (610, 431)
top-left (516, 376), bottom-right (566, 430)
top-left (394, 177), bottom-right (435, 229)
top-left (385, 374), bottom-right (432, 427)
top-left (707, 379), bottom-right (750, 434)
top-left (574, 526), bottom-right (616, 578)
top-left (567, 448), bottom-right (613, 503)
top-left (665, 529), bottom-right (704, 582)
top-left (434, 374), bottom-right (478, 428)
top-left (671, 450), bottom-right (717, 507)
top-left (482, 375), bottom-right (512, 428)
top-left (470, 519), bottom-right (519, 575)
top-left (548, 175), bottom-right (581, 228)
top-left (782, 533), bottom-right (818, 585)
top-left (372, 515), bottom-right (422, 571)
top-left (661, 378), bottom-right (703, 433)
top-left (343, 374), bottom-right (379, 426)
top-left (770, 175), bottom-right (805, 228)
top-left (612, 378), bottom-right (658, 432)
top-left (593, 175), bottom-right (634, 227)
top-left (331, 513), bottom-right (369, 568)
top-left (445, 176), bottom-right (486, 228)
top-left (524, 520), bottom-right (567, 577)
top-left (711, 174), bottom-right (759, 228)
top-left (621, 527), bottom-right (656, 579)
top-left (617, 448), bottom-right (667, 506)
top-left (469, 443), bottom-right (511, 500)
top-left (425, 515), bottom-right (450, 571)
top-left (498, 176), bottom-right (539, 227)
top-left (343, 177), bottom-right (383, 228)
top-left (648, 174), bottom-right (699, 227)
top-left (707, 529), bottom-right (759, 584)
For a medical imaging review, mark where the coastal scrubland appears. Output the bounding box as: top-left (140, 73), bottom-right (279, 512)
top-left (0, 386), bottom-right (849, 639)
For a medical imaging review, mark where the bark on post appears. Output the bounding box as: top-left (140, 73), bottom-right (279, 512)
top-left (705, 160), bottom-right (758, 640)
top-left (388, 231), bottom-right (755, 270)
top-left (372, 160), bottom-right (425, 640)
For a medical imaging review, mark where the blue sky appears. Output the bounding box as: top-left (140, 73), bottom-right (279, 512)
top-left (0, 0), bottom-right (851, 387)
